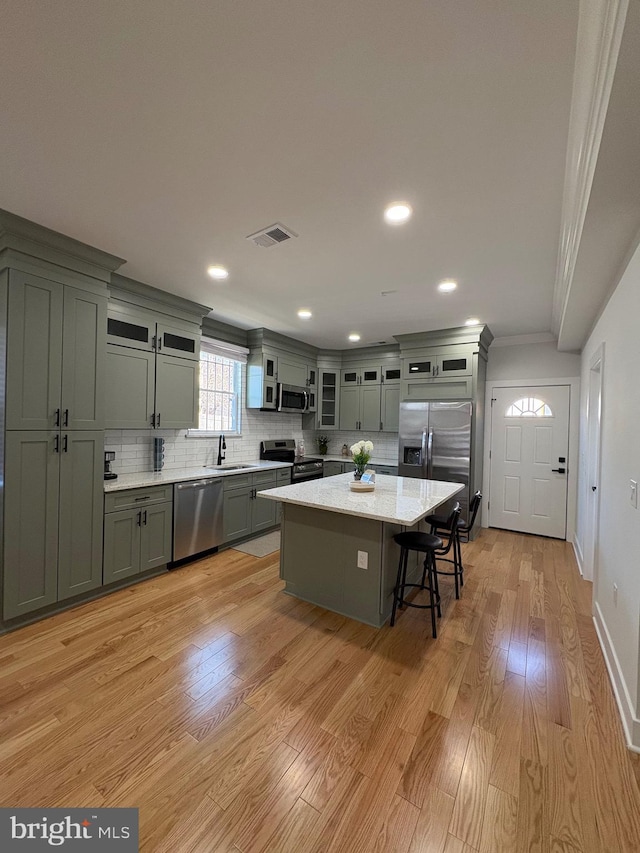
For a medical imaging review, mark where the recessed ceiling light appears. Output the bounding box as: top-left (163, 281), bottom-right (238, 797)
top-left (465, 317), bottom-right (480, 326)
top-left (297, 309), bottom-right (312, 320)
top-left (207, 265), bottom-right (229, 280)
top-left (384, 202), bottom-right (412, 225)
top-left (437, 279), bottom-right (457, 293)
top-left (348, 333), bottom-right (361, 342)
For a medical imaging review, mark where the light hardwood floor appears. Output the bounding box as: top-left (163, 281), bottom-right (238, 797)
top-left (1, 528), bottom-right (640, 852)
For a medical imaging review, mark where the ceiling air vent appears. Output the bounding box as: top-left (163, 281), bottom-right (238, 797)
top-left (246, 222), bottom-right (298, 248)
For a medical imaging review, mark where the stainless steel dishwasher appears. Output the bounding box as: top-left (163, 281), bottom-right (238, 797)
top-left (173, 478), bottom-right (224, 561)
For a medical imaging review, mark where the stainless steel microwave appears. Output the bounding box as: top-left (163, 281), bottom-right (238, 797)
top-left (277, 383), bottom-right (309, 413)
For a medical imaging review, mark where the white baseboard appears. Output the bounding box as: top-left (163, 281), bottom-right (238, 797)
top-left (572, 536), bottom-right (584, 576)
top-left (593, 602), bottom-right (640, 752)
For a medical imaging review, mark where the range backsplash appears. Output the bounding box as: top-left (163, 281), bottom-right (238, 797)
top-left (301, 430), bottom-right (398, 463)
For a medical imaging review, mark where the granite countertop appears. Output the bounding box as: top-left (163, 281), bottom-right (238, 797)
top-left (258, 473), bottom-right (463, 526)
top-left (104, 460), bottom-right (291, 492)
top-left (320, 454), bottom-right (398, 466)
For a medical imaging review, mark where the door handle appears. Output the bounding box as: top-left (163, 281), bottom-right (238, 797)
top-left (143, 510), bottom-right (147, 525)
top-left (63, 434), bottom-right (68, 453)
top-left (137, 511), bottom-right (142, 526)
top-left (54, 434), bottom-right (60, 453)
top-left (55, 408), bottom-right (60, 427)
top-left (150, 413), bottom-right (156, 427)
top-left (157, 413), bottom-right (161, 427)
top-left (63, 409), bottom-right (69, 427)
top-left (551, 468), bottom-right (566, 474)
top-left (592, 486), bottom-right (597, 492)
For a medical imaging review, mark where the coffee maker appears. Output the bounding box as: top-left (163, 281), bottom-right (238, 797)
top-left (104, 451), bottom-right (117, 481)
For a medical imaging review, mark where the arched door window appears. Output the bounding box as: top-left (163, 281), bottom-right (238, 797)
top-left (505, 397), bottom-right (553, 417)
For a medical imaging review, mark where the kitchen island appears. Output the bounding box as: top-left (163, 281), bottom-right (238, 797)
top-left (258, 473), bottom-right (463, 627)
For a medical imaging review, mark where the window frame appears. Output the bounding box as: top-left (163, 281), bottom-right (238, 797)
top-left (187, 337), bottom-right (248, 437)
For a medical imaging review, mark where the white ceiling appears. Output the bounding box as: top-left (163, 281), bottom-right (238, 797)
top-left (1, 1), bottom-right (580, 349)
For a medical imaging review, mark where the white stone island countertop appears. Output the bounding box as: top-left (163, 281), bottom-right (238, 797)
top-left (104, 460), bottom-right (291, 492)
top-left (258, 473), bottom-right (464, 526)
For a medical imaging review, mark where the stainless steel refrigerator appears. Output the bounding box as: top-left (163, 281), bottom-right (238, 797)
top-left (398, 401), bottom-right (472, 519)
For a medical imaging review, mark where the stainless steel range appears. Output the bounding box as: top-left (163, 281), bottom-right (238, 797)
top-left (260, 439), bottom-right (324, 483)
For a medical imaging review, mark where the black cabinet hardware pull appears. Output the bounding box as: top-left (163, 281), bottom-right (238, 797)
top-left (54, 435), bottom-right (59, 453)
top-left (63, 434), bottom-right (68, 453)
top-left (137, 511), bottom-right (142, 526)
top-left (63, 409), bottom-right (69, 426)
top-left (55, 408), bottom-right (60, 427)
top-left (134, 496), bottom-right (150, 501)
top-left (143, 510), bottom-right (147, 525)
top-left (151, 413), bottom-right (155, 427)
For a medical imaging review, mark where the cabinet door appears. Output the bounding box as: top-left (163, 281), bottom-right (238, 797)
top-left (61, 287), bottom-right (107, 430)
top-left (341, 369), bottom-right (360, 386)
top-left (402, 357), bottom-right (435, 380)
top-left (360, 366), bottom-right (381, 385)
top-left (3, 432), bottom-right (60, 619)
top-left (223, 488), bottom-right (252, 541)
top-left (6, 272), bottom-right (63, 431)
top-left (252, 488), bottom-right (278, 533)
top-left (435, 351), bottom-right (473, 377)
top-left (155, 354), bottom-right (199, 429)
top-left (381, 385), bottom-right (400, 433)
top-left (360, 386), bottom-right (382, 433)
top-left (104, 509), bottom-right (141, 584)
top-left (107, 305), bottom-right (155, 352)
top-left (307, 365), bottom-right (317, 389)
top-left (339, 386), bottom-right (360, 430)
top-left (140, 502), bottom-right (173, 571)
top-left (105, 346), bottom-right (155, 429)
top-left (278, 355), bottom-right (307, 387)
top-left (382, 365), bottom-right (401, 385)
top-left (323, 461), bottom-right (345, 477)
top-left (58, 431), bottom-right (104, 600)
top-left (319, 370), bottom-right (338, 429)
top-left (156, 322), bottom-right (200, 362)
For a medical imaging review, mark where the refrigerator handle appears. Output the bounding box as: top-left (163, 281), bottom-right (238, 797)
top-left (427, 428), bottom-right (434, 479)
top-left (421, 429), bottom-right (428, 478)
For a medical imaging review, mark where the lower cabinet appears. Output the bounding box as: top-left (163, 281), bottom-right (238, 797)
top-left (324, 460), bottom-right (398, 477)
top-left (103, 485), bottom-right (173, 584)
top-left (3, 430), bottom-right (104, 620)
top-left (222, 470), bottom-right (279, 543)
top-left (324, 461), bottom-right (347, 477)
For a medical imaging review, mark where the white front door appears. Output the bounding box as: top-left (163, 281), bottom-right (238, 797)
top-left (489, 385), bottom-right (570, 538)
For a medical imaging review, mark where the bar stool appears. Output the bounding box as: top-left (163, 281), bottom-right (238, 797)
top-left (425, 490), bottom-right (482, 599)
top-left (391, 504), bottom-right (461, 638)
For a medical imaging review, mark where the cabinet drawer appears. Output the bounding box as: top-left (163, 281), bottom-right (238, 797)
top-left (105, 485), bottom-right (173, 513)
top-left (253, 470), bottom-right (278, 487)
top-left (374, 466), bottom-right (398, 476)
top-left (223, 473), bottom-right (253, 492)
top-left (277, 468), bottom-right (292, 484)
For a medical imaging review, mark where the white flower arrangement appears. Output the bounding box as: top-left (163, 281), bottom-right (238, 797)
top-left (350, 440), bottom-right (374, 468)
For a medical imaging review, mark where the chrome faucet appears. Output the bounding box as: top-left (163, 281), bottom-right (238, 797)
top-left (217, 433), bottom-right (226, 466)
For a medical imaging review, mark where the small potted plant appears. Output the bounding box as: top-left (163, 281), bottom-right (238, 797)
top-left (350, 440), bottom-right (373, 479)
top-left (317, 434), bottom-right (330, 455)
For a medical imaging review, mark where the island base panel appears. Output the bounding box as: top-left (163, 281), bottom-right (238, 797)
top-left (279, 503), bottom-right (423, 627)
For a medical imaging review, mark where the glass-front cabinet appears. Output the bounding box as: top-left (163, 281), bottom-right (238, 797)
top-left (319, 369), bottom-right (338, 429)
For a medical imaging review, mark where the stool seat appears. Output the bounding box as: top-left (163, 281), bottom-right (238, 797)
top-left (393, 531), bottom-right (443, 552)
top-left (425, 511), bottom-right (467, 529)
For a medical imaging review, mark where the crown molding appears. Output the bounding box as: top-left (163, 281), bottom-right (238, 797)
top-left (552, 0), bottom-right (629, 338)
top-left (491, 332), bottom-right (557, 348)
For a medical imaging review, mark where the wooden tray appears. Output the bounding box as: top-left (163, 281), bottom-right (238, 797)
top-left (349, 481), bottom-right (375, 492)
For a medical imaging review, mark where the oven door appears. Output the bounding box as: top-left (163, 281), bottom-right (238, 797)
top-left (277, 383), bottom-right (308, 413)
top-left (292, 461), bottom-right (324, 482)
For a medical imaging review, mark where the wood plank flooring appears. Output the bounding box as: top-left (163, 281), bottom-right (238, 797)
top-left (1, 529), bottom-right (640, 852)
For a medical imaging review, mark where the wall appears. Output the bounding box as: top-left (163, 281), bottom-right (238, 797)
top-left (487, 341), bottom-right (581, 380)
top-left (576, 242), bottom-right (640, 747)
top-left (302, 429), bottom-right (398, 463)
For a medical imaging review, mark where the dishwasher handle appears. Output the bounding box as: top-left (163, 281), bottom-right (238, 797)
top-left (175, 478), bottom-right (221, 490)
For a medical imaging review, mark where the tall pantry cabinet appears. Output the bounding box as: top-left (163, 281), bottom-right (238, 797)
top-left (0, 211), bottom-right (124, 624)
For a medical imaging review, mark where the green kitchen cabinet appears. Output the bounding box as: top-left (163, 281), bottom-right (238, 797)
top-left (381, 384), bottom-right (400, 433)
top-left (323, 461), bottom-right (346, 477)
top-left (103, 486), bottom-right (173, 584)
top-left (154, 353), bottom-right (199, 429)
top-left (339, 384), bottom-right (381, 432)
top-left (3, 430), bottom-right (104, 619)
top-left (6, 271), bottom-right (106, 431)
top-left (105, 347), bottom-right (155, 429)
top-left (105, 296), bottom-right (202, 430)
top-left (222, 471), bottom-right (278, 542)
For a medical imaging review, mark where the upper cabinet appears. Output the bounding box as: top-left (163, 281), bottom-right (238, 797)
top-left (246, 329), bottom-right (318, 411)
top-left (105, 276), bottom-right (208, 430)
top-left (6, 271), bottom-right (107, 431)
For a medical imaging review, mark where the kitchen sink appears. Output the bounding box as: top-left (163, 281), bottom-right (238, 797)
top-left (205, 464), bottom-right (255, 471)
